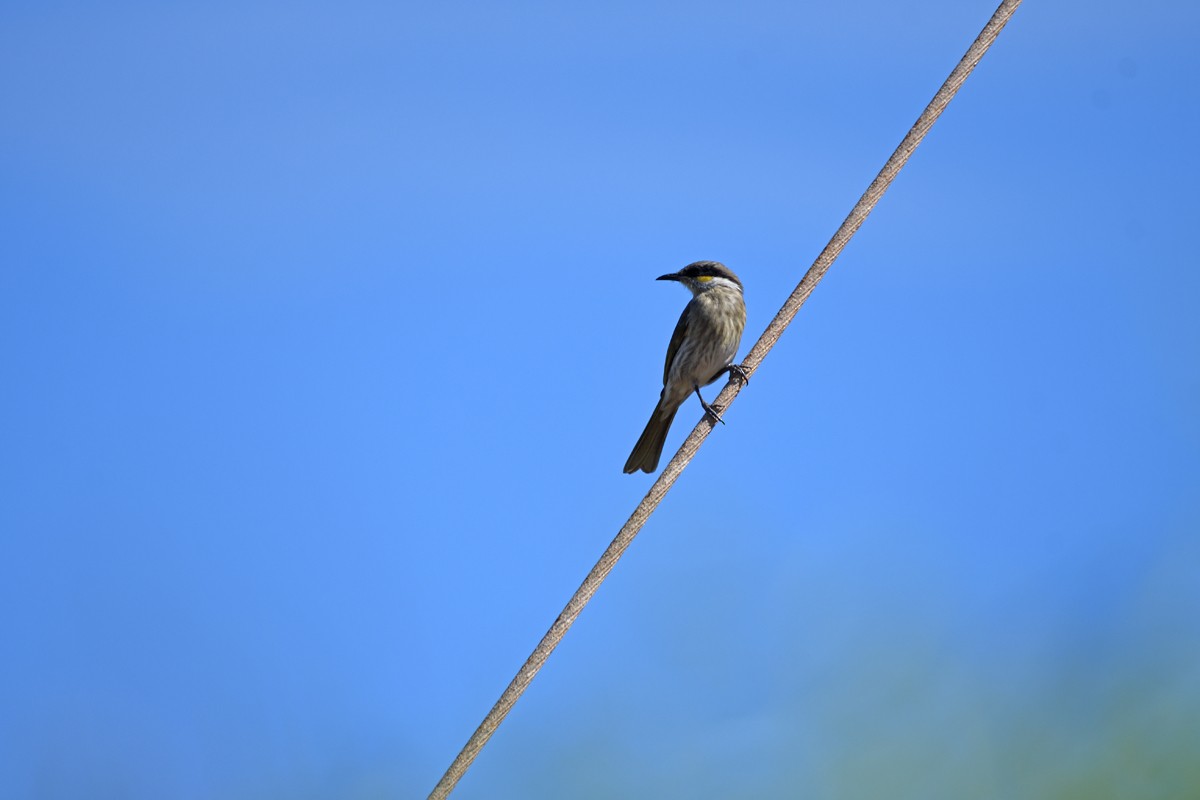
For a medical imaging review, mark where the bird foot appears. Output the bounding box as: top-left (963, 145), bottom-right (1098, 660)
top-left (727, 363), bottom-right (749, 385)
top-left (700, 399), bottom-right (726, 426)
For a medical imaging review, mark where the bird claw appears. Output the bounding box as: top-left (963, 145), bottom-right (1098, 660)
top-left (727, 363), bottom-right (749, 385)
top-left (701, 400), bottom-right (726, 426)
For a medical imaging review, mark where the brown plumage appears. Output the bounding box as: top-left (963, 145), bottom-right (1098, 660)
top-left (624, 261), bottom-right (746, 474)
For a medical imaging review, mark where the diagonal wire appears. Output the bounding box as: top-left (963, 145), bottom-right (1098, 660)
top-left (428, 1), bottom-right (1022, 796)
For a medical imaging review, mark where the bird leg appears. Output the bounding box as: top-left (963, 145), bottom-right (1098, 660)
top-left (696, 364), bottom-right (750, 425)
top-left (694, 387), bottom-right (726, 425)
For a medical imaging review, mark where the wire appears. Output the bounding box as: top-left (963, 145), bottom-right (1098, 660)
top-left (428, 1), bottom-right (1023, 796)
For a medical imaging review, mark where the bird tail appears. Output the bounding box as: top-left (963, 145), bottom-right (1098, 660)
top-left (623, 398), bottom-right (679, 474)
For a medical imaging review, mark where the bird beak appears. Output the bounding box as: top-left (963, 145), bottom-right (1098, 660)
top-left (656, 272), bottom-right (681, 282)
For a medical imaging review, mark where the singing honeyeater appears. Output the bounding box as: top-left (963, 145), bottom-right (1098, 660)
top-left (624, 261), bottom-right (747, 474)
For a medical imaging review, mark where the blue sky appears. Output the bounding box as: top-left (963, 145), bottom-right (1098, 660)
top-left (2, 2), bottom-right (1198, 798)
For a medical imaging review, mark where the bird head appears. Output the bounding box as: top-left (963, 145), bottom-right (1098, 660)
top-left (657, 261), bottom-right (743, 296)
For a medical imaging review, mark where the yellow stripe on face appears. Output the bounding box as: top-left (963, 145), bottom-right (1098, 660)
top-left (695, 275), bottom-right (713, 282)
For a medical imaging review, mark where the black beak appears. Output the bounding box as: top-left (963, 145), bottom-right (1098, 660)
top-left (656, 272), bottom-right (681, 282)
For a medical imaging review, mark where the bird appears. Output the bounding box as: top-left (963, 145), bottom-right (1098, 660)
top-left (624, 260), bottom-right (747, 474)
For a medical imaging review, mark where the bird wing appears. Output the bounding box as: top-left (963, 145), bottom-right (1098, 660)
top-left (662, 302), bottom-right (691, 386)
